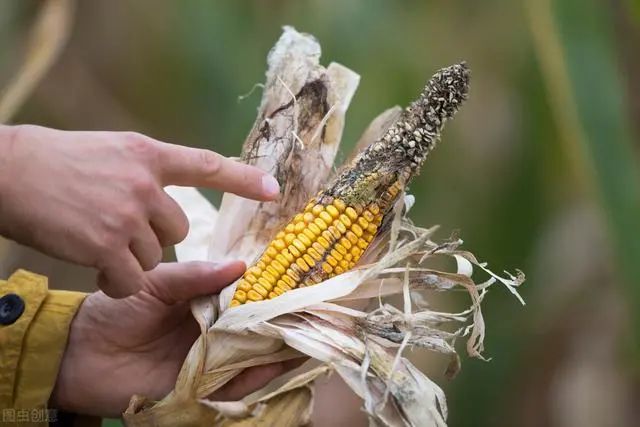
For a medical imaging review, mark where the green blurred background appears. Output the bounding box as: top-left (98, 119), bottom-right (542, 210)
top-left (2, 1), bottom-right (639, 426)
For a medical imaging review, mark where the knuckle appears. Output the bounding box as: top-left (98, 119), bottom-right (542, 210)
top-left (199, 150), bottom-right (222, 176)
top-left (130, 173), bottom-right (157, 200)
top-left (94, 231), bottom-right (124, 257)
top-left (123, 132), bottom-right (155, 157)
top-left (115, 203), bottom-right (142, 232)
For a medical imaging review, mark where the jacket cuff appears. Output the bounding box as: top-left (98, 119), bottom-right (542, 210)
top-left (0, 269), bottom-right (98, 425)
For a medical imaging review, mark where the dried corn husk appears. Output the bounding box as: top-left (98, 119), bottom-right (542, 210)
top-left (124, 26), bottom-right (524, 427)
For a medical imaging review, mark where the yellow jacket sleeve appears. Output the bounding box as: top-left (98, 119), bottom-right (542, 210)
top-left (0, 269), bottom-right (99, 426)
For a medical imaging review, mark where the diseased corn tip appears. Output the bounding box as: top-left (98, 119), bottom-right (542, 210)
top-left (229, 198), bottom-right (386, 306)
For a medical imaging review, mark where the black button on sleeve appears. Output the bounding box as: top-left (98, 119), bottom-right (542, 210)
top-left (0, 293), bottom-right (25, 325)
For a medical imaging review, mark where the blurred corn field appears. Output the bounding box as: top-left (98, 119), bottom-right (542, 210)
top-left (1, 1), bottom-right (639, 426)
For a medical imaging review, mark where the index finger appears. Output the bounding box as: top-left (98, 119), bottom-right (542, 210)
top-left (156, 143), bottom-right (280, 201)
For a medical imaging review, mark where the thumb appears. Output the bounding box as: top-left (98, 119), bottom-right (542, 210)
top-left (142, 261), bottom-right (246, 304)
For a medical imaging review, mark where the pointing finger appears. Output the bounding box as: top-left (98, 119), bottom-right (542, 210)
top-left (157, 143), bottom-right (280, 201)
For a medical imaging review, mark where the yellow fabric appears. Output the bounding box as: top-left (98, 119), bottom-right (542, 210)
top-left (0, 269), bottom-right (98, 426)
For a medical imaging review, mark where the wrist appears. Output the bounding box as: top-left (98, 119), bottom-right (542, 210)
top-left (49, 304), bottom-right (87, 413)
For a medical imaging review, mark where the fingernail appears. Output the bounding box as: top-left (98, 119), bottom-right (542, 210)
top-left (261, 175), bottom-right (280, 198)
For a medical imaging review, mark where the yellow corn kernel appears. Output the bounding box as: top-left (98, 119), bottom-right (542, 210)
top-left (333, 199), bottom-right (346, 212)
top-left (298, 233), bottom-right (312, 247)
top-left (339, 259), bottom-right (349, 269)
top-left (322, 262), bottom-right (333, 274)
top-left (294, 221), bottom-right (306, 233)
top-left (296, 258), bottom-right (310, 272)
top-left (362, 210), bottom-right (374, 222)
top-left (285, 223), bottom-right (295, 233)
top-left (321, 230), bottom-right (334, 244)
top-left (308, 248), bottom-right (323, 262)
top-left (330, 249), bottom-right (343, 261)
top-left (262, 271), bottom-right (277, 285)
top-left (368, 204), bottom-right (380, 215)
top-left (334, 220), bottom-right (347, 234)
top-left (335, 243), bottom-right (347, 255)
top-left (312, 205), bottom-right (323, 216)
top-left (308, 223), bottom-right (322, 236)
top-left (286, 268), bottom-right (301, 282)
top-left (351, 246), bottom-right (362, 259)
top-left (268, 292), bottom-right (277, 299)
top-left (358, 239), bottom-right (369, 250)
top-left (289, 244), bottom-right (301, 257)
top-left (334, 266), bottom-right (345, 274)
top-left (248, 289), bottom-right (263, 301)
top-left (266, 246), bottom-right (278, 258)
top-left (339, 214), bottom-right (352, 228)
top-left (281, 275), bottom-right (295, 288)
top-left (266, 266), bottom-right (279, 279)
top-left (237, 279), bottom-right (252, 292)
top-left (302, 254), bottom-right (315, 269)
top-left (273, 282), bottom-right (292, 292)
top-left (357, 217), bottom-right (369, 229)
top-left (230, 299), bottom-right (241, 307)
top-left (339, 237), bottom-right (352, 250)
top-left (280, 251), bottom-right (293, 264)
top-left (327, 226), bottom-right (341, 240)
top-left (346, 231), bottom-right (359, 245)
top-left (256, 260), bottom-right (266, 270)
top-left (366, 223), bottom-right (378, 234)
top-left (253, 283), bottom-right (269, 297)
top-left (319, 211), bottom-right (333, 225)
top-left (345, 207), bottom-right (358, 221)
top-left (273, 239), bottom-right (286, 251)
top-left (317, 236), bottom-right (331, 249)
top-left (351, 224), bottom-right (363, 237)
top-left (271, 260), bottom-right (286, 275)
top-left (326, 205), bottom-right (340, 218)
top-left (234, 290), bottom-right (247, 303)
top-left (303, 228), bottom-right (315, 241)
top-left (244, 274), bottom-right (258, 284)
top-left (314, 217), bottom-right (328, 231)
top-left (258, 277), bottom-right (273, 291)
top-left (326, 255), bottom-right (338, 267)
top-left (303, 212), bottom-right (314, 223)
top-left (273, 287), bottom-right (285, 296)
top-left (312, 241), bottom-right (326, 255)
top-left (247, 266), bottom-right (262, 277)
top-left (294, 213), bottom-right (304, 223)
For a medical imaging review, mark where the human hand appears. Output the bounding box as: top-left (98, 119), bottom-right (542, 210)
top-left (50, 261), bottom-right (299, 417)
top-left (0, 125), bottom-right (280, 297)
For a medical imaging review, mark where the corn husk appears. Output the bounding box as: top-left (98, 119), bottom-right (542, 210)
top-left (124, 26), bottom-right (524, 427)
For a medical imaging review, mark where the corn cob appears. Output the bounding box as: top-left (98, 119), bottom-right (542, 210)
top-left (230, 63), bottom-right (470, 306)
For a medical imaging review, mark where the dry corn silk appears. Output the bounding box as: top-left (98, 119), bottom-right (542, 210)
top-left (124, 27), bottom-right (525, 427)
